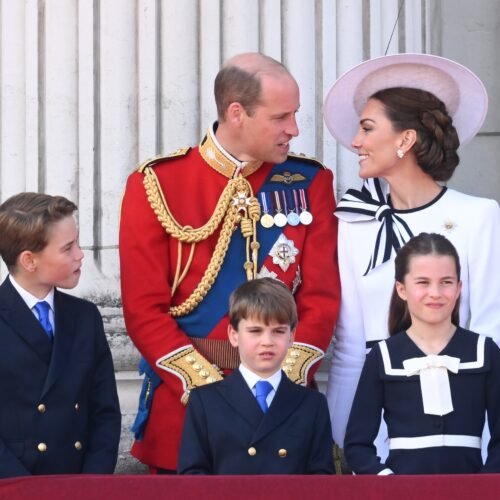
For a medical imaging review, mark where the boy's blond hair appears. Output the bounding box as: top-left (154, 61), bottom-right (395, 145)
top-left (229, 277), bottom-right (298, 330)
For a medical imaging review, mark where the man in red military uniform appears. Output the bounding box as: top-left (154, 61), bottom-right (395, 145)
top-left (119, 52), bottom-right (341, 472)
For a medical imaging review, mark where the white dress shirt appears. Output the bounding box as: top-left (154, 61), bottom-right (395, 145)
top-left (239, 364), bottom-right (282, 409)
top-left (9, 275), bottom-right (55, 334)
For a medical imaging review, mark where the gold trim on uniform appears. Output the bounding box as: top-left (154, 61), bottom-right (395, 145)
top-left (141, 156), bottom-right (261, 316)
top-left (136, 148), bottom-right (191, 173)
top-left (287, 152), bottom-right (326, 169)
top-left (269, 171), bottom-right (307, 185)
top-left (281, 342), bottom-right (324, 385)
top-left (156, 346), bottom-right (224, 405)
top-left (199, 124), bottom-right (263, 179)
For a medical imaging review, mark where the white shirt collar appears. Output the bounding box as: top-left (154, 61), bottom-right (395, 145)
top-left (239, 364), bottom-right (282, 393)
top-left (9, 275), bottom-right (55, 311)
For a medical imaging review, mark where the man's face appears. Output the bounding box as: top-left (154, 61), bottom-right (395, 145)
top-left (239, 73), bottom-right (300, 164)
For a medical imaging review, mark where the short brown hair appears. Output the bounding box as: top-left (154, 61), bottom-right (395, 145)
top-left (214, 53), bottom-right (290, 119)
top-left (0, 192), bottom-right (77, 270)
top-left (372, 87), bottom-right (460, 181)
top-left (229, 278), bottom-right (298, 331)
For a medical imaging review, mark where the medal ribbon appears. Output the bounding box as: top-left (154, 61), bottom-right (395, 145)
top-left (177, 159), bottom-right (320, 337)
top-left (281, 190), bottom-right (288, 214)
top-left (299, 189), bottom-right (308, 212)
top-left (274, 191), bottom-right (283, 214)
top-left (287, 190), bottom-right (297, 215)
top-left (260, 192), bottom-right (270, 214)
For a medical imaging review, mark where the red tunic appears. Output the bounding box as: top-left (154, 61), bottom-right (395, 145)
top-left (119, 143), bottom-right (340, 470)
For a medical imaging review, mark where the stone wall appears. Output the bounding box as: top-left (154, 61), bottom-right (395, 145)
top-left (0, 0), bottom-right (498, 474)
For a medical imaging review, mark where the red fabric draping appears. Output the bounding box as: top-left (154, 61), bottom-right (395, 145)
top-left (0, 474), bottom-right (498, 500)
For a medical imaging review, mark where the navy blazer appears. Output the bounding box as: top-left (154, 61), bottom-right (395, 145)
top-left (345, 329), bottom-right (500, 474)
top-left (178, 369), bottom-right (333, 475)
top-left (0, 277), bottom-right (121, 477)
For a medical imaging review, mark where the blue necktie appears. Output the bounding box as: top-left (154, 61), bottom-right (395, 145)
top-left (255, 380), bottom-right (273, 413)
top-left (34, 301), bottom-right (54, 341)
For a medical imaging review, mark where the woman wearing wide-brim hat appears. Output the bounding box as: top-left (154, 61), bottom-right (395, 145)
top-left (323, 53), bottom-right (500, 467)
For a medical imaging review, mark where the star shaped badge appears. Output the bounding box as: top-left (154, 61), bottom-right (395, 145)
top-left (232, 191), bottom-right (251, 213)
top-left (256, 265), bottom-right (278, 280)
top-left (442, 219), bottom-right (458, 233)
top-left (269, 234), bottom-right (299, 272)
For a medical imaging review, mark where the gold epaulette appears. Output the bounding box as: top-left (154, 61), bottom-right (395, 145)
top-left (287, 152), bottom-right (326, 170)
top-left (156, 346), bottom-right (223, 405)
top-left (137, 148), bottom-right (191, 173)
top-left (281, 342), bottom-right (325, 386)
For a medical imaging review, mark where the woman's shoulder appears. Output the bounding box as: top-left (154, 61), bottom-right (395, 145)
top-left (444, 188), bottom-right (499, 212)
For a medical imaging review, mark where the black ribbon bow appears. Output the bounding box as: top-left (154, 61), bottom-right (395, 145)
top-left (335, 178), bottom-right (414, 275)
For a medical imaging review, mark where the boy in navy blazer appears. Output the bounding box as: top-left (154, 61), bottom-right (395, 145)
top-left (177, 278), bottom-right (333, 474)
top-left (0, 193), bottom-right (121, 477)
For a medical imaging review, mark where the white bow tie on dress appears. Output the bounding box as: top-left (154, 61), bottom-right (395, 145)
top-left (403, 354), bottom-right (460, 416)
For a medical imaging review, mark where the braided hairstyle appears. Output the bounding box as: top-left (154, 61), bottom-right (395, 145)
top-left (371, 87), bottom-right (460, 181)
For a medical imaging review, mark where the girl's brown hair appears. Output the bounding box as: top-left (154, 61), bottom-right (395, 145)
top-left (388, 232), bottom-right (461, 336)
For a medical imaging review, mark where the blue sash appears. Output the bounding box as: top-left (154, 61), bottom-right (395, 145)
top-left (177, 158), bottom-right (320, 336)
top-left (132, 158), bottom-right (321, 439)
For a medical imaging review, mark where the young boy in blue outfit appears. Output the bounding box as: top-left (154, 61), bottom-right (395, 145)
top-left (0, 192), bottom-right (121, 477)
top-left (177, 277), bottom-right (333, 474)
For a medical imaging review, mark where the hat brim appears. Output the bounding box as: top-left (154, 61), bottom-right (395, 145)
top-left (323, 53), bottom-right (488, 151)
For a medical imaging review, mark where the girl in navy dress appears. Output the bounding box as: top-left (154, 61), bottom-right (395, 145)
top-left (344, 233), bottom-right (500, 474)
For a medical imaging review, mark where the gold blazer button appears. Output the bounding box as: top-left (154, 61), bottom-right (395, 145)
top-left (37, 443), bottom-right (47, 453)
top-left (37, 404), bottom-right (46, 413)
top-left (74, 441), bottom-right (83, 450)
top-left (278, 448), bottom-right (287, 458)
top-left (248, 447), bottom-right (257, 456)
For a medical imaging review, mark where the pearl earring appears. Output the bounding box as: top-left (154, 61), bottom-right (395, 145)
top-left (396, 149), bottom-right (405, 159)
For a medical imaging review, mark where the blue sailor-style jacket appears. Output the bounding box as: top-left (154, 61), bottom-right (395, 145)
top-left (345, 327), bottom-right (500, 474)
top-left (177, 369), bottom-right (334, 475)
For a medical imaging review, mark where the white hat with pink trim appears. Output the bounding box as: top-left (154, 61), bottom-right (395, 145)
top-left (323, 53), bottom-right (488, 151)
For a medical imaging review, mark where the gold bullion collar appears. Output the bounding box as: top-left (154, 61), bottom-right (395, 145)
top-left (199, 123), bottom-right (263, 179)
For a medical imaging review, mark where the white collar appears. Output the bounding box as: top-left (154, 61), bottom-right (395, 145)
top-left (9, 275), bottom-right (55, 312)
top-left (239, 364), bottom-right (282, 393)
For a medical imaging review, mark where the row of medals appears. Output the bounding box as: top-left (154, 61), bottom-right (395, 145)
top-left (260, 190), bottom-right (313, 229)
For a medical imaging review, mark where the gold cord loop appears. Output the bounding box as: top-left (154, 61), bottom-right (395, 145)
top-left (142, 166), bottom-right (260, 317)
